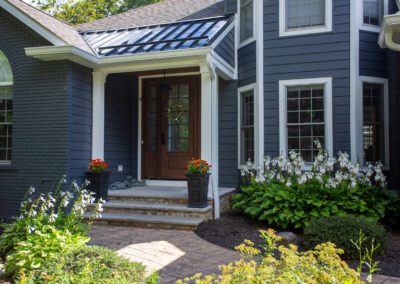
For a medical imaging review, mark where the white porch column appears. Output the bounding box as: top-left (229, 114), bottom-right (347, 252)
top-left (92, 71), bottom-right (108, 160)
top-left (200, 64), bottom-right (220, 218)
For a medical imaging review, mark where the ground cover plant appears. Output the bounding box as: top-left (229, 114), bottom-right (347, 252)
top-left (303, 216), bottom-right (387, 260)
top-left (0, 177), bottom-right (157, 284)
top-left (233, 141), bottom-right (398, 229)
top-left (178, 229), bottom-right (365, 284)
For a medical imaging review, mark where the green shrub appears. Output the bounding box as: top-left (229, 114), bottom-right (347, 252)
top-left (18, 245), bottom-right (158, 284)
top-left (233, 146), bottom-right (397, 229)
top-left (303, 216), bottom-right (387, 260)
top-left (178, 229), bottom-right (364, 284)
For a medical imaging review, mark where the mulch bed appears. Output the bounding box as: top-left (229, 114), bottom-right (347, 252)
top-left (196, 211), bottom-right (400, 278)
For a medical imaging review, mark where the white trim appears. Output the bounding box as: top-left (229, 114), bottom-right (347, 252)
top-left (350, 0), bottom-right (360, 162)
top-left (210, 51), bottom-right (235, 80)
top-left (278, 77), bottom-right (334, 158)
top-left (255, 0), bottom-right (264, 166)
top-left (238, 37), bottom-right (256, 49)
top-left (237, 83), bottom-right (257, 166)
top-left (92, 72), bottom-right (108, 160)
top-left (0, 1), bottom-right (67, 46)
top-left (358, 76), bottom-right (390, 168)
top-left (145, 180), bottom-right (187, 187)
top-left (359, 0), bottom-right (389, 33)
top-left (0, 82), bottom-right (13, 86)
top-left (210, 21), bottom-right (236, 49)
top-left (137, 72), bottom-right (202, 181)
top-left (279, 0), bottom-right (333, 37)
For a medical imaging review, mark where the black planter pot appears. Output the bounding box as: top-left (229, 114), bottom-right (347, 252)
top-left (85, 171), bottom-right (111, 201)
top-left (185, 173), bottom-right (210, 208)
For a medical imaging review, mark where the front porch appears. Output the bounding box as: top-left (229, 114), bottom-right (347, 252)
top-left (91, 186), bottom-right (236, 230)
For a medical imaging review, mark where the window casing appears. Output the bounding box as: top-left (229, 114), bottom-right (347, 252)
top-left (279, 78), bottom-right (333, 162)
top-left (240, 0), bottom-right (254, 43)
top-left (362, 83), bottom-right (386, 165)
top-left (0, 50), bottom-right (13, 164)
top-left (240, 90), bottom-right (255, 164)
top-left (279, 0), bottom-right (333, 37)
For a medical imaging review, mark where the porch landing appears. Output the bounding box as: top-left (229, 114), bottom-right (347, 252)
top-left (90, 186), bottom-right (237, 230)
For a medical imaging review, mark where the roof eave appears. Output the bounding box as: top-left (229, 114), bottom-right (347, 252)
top-left (25, 45), bottom-right (214, 72)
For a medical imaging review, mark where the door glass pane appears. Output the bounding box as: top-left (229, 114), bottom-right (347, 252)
top-left (148, 86), bottom-right (157, 153)
top-left (167, 83), bottom-right (190, 153)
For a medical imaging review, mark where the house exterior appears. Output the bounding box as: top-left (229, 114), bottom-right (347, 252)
top-left (0, 0), bottom-right (399, 219)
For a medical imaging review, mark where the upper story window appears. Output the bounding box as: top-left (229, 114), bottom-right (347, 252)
top-left (363, 0), bottom-right (384, 26)
top-left (0, 50), bottom-right (13, 164)
top-left (240, 0), bottom-right (254, 43)
top-left (279, 78), bottom-right (333, 162)
top-left (240, 88), bottom-right (255, 164)
top-left (279, 0), bottom-right (333, 37)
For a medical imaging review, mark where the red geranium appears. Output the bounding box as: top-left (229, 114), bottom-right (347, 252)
top-left (89, 159), bottom-right (109, 173)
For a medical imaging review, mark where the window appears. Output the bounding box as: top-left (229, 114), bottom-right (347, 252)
top-left (240, 89), bottom-right (255, 163)
top-left (279, 78), bottom-right (333, 162)
top-left (362, 82), bottom-right (387, 165)
top-left (240, 0), bottom-right (254, 43)
top-left (279, 0), bottom-right (333, 37)
top-left (0, 50), bottom-right (13, 164)
top-left (363, 0), bottom-right (384, 26)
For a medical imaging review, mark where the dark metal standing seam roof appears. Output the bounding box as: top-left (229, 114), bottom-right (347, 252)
top-left (79, 16), bottom-right (231, 57)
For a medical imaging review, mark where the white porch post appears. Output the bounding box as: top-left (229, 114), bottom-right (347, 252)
top-left (92, 71), bottom-right (108, 160)
top-left (200, 64), bottom-right (220, 218)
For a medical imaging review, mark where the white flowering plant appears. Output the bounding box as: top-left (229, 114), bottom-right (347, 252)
top-left (234, 141), bottom-right (397, 229)
top-left (0, 177), bottom-right (105, 280)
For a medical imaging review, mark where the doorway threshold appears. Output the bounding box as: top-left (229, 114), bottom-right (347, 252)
top-left (145, 180), bottom-right (187, 187)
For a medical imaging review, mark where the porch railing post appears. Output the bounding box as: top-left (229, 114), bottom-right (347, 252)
top-left (92, 71), bottom-right (108, 160)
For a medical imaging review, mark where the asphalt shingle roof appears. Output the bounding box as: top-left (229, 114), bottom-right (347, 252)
top-left (76, 0), bottom-right (225, 31)
top-left (6, 0), bottom-right (92, 52)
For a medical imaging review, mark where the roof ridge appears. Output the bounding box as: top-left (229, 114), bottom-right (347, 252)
top-left (78, 15), bottom-right (228, 33)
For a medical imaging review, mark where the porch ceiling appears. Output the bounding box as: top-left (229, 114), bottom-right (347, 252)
top-left (79, 16), bottom-right (231, 57)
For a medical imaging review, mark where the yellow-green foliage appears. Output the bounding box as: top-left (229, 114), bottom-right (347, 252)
top-left (178, 230), bottom-right (364, 284)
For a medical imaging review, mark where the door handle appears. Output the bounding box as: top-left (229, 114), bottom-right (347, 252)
top-left (161, 133), bottom-right (165, 145)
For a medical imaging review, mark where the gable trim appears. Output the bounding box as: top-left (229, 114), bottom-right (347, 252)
top-left (0, 1), bottom-right (66, 46)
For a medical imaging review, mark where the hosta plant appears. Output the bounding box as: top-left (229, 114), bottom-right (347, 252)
top-left (233, 141), bottom-right (397, 228)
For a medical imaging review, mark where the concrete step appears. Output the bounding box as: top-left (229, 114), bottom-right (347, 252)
top-left (86, 212), bottom-right (205, 230)
top-left (98, 201), bottom-right (213, 218)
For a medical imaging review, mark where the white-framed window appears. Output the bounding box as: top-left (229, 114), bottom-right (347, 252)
top-left (361, 0), bottom-right (388, 33)
top-left (279, 78), bottom-right (333, 162)
top-left (279, 0), bottom-right (333, 37)
top-left (358, 76), bottom-right (389, 167)
top-left (238, 85), bottom-right (255, 164)
top-left (0, 50), bottom-right (13, 164)
top-left (239, 0), bottom-right (255, 46)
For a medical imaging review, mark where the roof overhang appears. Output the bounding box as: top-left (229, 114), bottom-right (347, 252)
top-left (379, 12), bottom-right (400, 51)
top-left (0, 0), bottom-right (66, 46)
top-left (25, 45), bottom-right (236, 79)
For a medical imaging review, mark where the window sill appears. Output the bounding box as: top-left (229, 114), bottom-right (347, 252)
top-left (0, 164), bottom-right (18, 171)
top-left (279, 26), bottom-right (333, 37)
top-left (360, 24), bottom-right (381, 33)
top-left (238, 37), bottom-right (256, 49)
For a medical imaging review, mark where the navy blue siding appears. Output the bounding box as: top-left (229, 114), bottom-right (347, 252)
top-left (359, 31), bottom-right (387, 78)
top-left (224, 0), bottom-right (237, 14)
top-left (0, 8), bottom-right (73, 218)
top-left (215, 28), bottom-right (235, 67)
top-left (104, 74), bottom-right (138, 184)
top-left (219, 78), bottom-right (239, 188)
top-left (238, 41), bottom-right (257, 87)
top-left (68, 64), bottom-right (92, 181)
top-left (263, 0), bottom-right (351, 157)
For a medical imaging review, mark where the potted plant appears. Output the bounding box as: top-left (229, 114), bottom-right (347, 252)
top-left (85, 159), bottom-right (110, 201)
top-left (185, 159), bottom-right (211, 208)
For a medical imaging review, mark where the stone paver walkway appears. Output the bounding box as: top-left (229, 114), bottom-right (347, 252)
top-left (89, 225), bottom-right (240, 283)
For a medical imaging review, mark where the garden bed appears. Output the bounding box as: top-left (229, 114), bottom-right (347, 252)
top-left (196, 212), bottom-right (400, 278)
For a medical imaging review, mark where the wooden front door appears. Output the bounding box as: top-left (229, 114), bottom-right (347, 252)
top-left (142, 76), bottom-right (200, 180)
